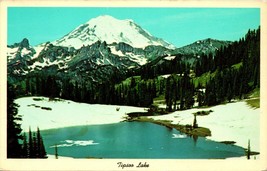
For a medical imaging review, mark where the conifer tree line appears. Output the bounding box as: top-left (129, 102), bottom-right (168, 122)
top-left (165, 72), bottom-right (195, 112)
top-left (10, 27), bottom-right (260, 109)
top-left (21, 127), bottom-right (47, 158)
top-left (7, 83), bottom-right (47, 158)
top-left (202, 27), bottom-right (260, 105)
top-left (7, 83), bottom-right (23, 158)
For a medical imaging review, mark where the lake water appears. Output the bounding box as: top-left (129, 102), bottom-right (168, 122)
top-left (41, 122), bottom-right (245, 159)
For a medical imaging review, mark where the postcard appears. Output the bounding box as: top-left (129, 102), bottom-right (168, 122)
top-left (0, 0), bottom-right (266, 170)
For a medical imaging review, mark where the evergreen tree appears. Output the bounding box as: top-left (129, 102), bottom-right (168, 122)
top-left (32, 133), bottom-right (38, 158)
top-left (28, 127), bottom-right (34, 158)
top-left (21, 132), bottom-right (28, 158)
top-left (23, 127), bottom-right (47, 158)
top-left (165, 76), bottom-right (172, 112)
top-left (247, 139), bottom-right (251, 160)
top-left (38, 136), bottom-right (47, 158)
top-left (7, 83), bottom-right (22, 158)
top-left (55, 144), bottom-right (58, 159)
top-left (193, 114), bottom-right (198, 128)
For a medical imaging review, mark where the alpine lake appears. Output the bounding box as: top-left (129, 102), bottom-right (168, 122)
top-left (41, 121), bottom-right (246, 159)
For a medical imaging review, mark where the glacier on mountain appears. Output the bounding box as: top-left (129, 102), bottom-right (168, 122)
top-left (53, 15), bottom-right (175, 49)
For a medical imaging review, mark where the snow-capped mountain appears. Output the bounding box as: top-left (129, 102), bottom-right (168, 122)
top-left (7, 15), bottom-right (175, 78)
top-left (52, 15), bottom-right (175, 49)
top-left (7, 15), bottom-right (231, 84)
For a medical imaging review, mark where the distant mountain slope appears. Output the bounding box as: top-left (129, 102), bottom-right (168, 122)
top-left (174, 38), bottom-right (232, 56)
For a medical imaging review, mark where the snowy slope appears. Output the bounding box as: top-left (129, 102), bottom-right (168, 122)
top-left (149, 100), bottom-right (260, 153)
top-left (53, 15), bottom-right (175, 49)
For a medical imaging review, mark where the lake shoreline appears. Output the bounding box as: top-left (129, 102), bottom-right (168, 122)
top-left (16, 96), bottom-right (260, 159)
top-left (126, 117), bottom-right (260, 159)
top-left (126, 117), bottom-right (211, 137)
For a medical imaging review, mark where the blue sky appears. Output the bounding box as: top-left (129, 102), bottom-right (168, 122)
top-left (8, 7), bottom-right (260, 48)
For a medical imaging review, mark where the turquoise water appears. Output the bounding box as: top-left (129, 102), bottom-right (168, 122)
top-left (41, 122), bottom-right (245, 159)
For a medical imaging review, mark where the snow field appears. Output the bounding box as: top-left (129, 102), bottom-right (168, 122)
top-left (148, 101), bottom-right (260, 152)
top-left (16, 96), bottom-right (146, 131)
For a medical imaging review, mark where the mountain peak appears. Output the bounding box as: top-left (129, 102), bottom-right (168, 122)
top-left (176, 38), bottom-right (231, 55)
top-left (20, 38), bottom-right (30, 48)
top-left (8, 38), bottom-right (30, 49)
top-left (53, 15), bottom-right (175, 49)
top-left (87, 15), bottom-right (118, 22)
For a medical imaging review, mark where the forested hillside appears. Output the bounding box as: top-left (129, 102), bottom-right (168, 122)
top-left (9, 27), bottom-right (260, 111)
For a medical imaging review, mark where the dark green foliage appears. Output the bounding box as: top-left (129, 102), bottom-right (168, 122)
top-left (193, 114), bottom-right (198, 128)
top-left (37, 127), bottom-right (47, 158)
top-left (55, 144), bottom-right (58, 159)
top-left (28, 127), bottom-right (34, 158)
top-left (27, 127), bottom-right (47, 159)
top-left (21, 133), bottom-right (28, 158)
top-left (165, 73), bottom-right (195, 111)
top-left (247, 139), bottom-right (251, 160)
top-left (7, 83), bottom-right (22, 158)
top-left (204, 27), bottom-right (260, 106)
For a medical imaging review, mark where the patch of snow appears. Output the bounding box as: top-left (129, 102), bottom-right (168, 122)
top-left (20, 48), bottom-right (31, 57)
top-left (65, 56), bottom-right (72, 62)
top-left (29, 59), bottom-right (49, 70)
top-left (16, 96), bottom-right (146, 132)
top-left (49, 140), bottom-right (98, 148)
top-left (7, 47), bottom-right (19, 61)
top-left (125, 52), bottom-right (147, 65)
top-left (96, 58), bottom-right (103, 65)
top-left (128, 66), bottom-right (136, 69)
top-left (160, 74), bottom-right (182, 78)
top-left (110, 46), bottom-right (124, 56)
top-left (164, 56), bottom-right (176, 60)
top-left (149, 101), bottom-right (260, 153)
top-left (172, 133), bottom-right (187, 139)
top-left (58, 62), bottom-right (68, 70)
top-left (161, 74), bottom-right (171, 78)
top-left (29, 56), bottom-right (69, 71)
top-left (13, 69), bottom-right (20, 74)
top-left (32, 45), bottom-right (45, 60)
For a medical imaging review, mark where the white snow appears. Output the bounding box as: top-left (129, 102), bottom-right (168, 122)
top-left (110, 46), bottom-right (124, 56)
top-left (53, 15), bottom-right (175, 49)
top-left (96, 58), bottom-right (103, 65)
top-left (49, 140), bottom-right (99, 148)
top-left (7, 47), bottom-right (19, 61)
top-left (164, 56), bottom-right (176, 60)
top-left (29, 57), bottom-right (69, 71)
top-left (20, 48), bottom-right (31, 57)
top-left (32, 45), bottom-right (45, 60)
top-left (109, 46), bottom-right (148, 65)
top-left (161, 74), bottom-right (171, 78)
top-left (160, 73), bottom-right (182, 78)
top-left (148, 100), bottom-right (260, 152)
top-left (172, 133), bottom-right (187, 139)
top-left (16, 96), bottom-right (146, 132)
top-left (126, 52), bottom-right (147, 65)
